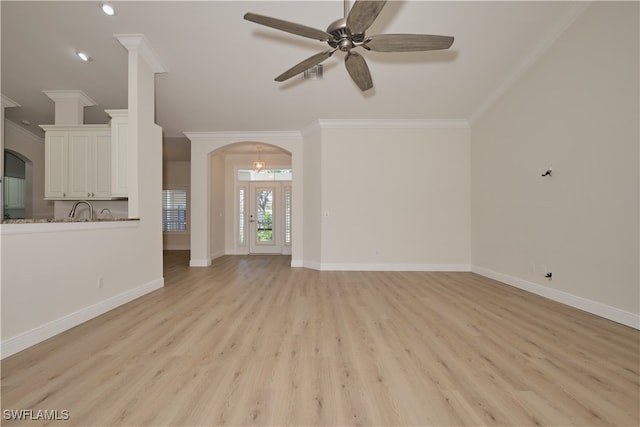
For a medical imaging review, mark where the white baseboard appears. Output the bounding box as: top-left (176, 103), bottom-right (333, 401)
top-left (303, 262), bottom-right (471, 272)
top-left (472, 265), bottom-right (639, 330)
top-left (1, 277), bottom-right (164, 359)
top-left (290, 259), bottom-right (304, 267)
top-left (189, 259), bottom-right (211, 267)
top-left (210, 250), bottom-right (226, 260)
top-left (302, 260), bottom-right (322, 270)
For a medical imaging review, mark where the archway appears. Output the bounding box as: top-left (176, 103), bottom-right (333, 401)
top-left (184, 131), bottom-right (303, 267)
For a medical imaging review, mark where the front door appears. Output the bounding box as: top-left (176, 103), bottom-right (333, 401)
top-left (249, 182), bottom-right (281, 254)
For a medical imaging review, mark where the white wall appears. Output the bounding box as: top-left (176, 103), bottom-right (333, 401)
top-left (313, 121), bottom-right (470, 270)
top-left (1, 222), bottom-right (162, 354)
top-left (471, 1), bottom-right (639, 327)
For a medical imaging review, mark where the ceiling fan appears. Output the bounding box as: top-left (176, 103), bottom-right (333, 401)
top-left (244, 0), bottom-right (454, 91)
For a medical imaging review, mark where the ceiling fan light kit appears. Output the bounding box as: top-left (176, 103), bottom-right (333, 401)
top-left (244, 0), bottom-right (454, 91)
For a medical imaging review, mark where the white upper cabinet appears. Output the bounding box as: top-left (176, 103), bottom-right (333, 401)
top-left (41, 114), bottom-right (128, 200)
top-left (106, 110), bottom-right (128, 198)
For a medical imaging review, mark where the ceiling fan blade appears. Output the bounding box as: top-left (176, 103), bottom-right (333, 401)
top-left (275, 50), bottom-right (336, 82)
top-left (364, 34), bottom-right (454, 52)
top-left (347, 0), bottom-right (387, 35)
top-left (345, 51), bottom-right (373, 91)
top-left (244, 12), bottom-right (333, 41)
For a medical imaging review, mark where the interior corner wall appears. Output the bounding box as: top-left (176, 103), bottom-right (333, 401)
top-left (470, 1), bottom-right (639, 326)
top-left (315, 123), bottom-right (471, 270)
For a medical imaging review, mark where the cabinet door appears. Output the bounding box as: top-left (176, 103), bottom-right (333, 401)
top-left (68, 131), bottom-right (112, 199)
top-left (68, 133), bottom-right (92, 198)
top-left (45, 132), bottom-right (69, 198)
top-left (43, 126), bottom-right (114, 200)
top-left (92, 132), bottom-right (112, 198)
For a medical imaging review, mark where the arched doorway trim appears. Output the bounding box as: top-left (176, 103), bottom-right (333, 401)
top-left (184, 131), bottom-right (303, 267)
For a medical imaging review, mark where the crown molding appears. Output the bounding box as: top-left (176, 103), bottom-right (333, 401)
top-left (5, 119), bottom-right (44, 144)
top-left (42, 90), bottom-right (96, 107)
top-left (1, 94), bottom-right (21, 108)
top-left (315, 119), bottom-right (469, 129)
top-left (114, 33), bottom-right (167, 74)
top-left (184, 130), bottom-right (302, 144)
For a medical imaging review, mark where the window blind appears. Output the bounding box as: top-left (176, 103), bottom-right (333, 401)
top-left (162, 189), bottom-right (187, 232)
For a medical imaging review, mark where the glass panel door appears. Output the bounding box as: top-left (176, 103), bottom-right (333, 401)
top-left (249, 183), bottom-right (281, 253)
top-left (256, 189), bottom-right (273, 243)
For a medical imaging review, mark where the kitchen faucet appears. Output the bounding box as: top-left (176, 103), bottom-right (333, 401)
top-left (68, 200), bottom-right (94, 220)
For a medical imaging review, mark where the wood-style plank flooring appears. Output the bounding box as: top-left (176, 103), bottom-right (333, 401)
top-left (2, 251), bottom-right (639, 426)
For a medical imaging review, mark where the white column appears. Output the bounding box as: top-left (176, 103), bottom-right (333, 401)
top-left (42, 90), bottom-right (96, 125)
top-left (114, 33), bottom-right (167, 280)
top-left (114, 34), bottom-right (167, 219)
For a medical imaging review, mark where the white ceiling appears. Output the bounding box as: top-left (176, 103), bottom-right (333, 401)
top-left (2, 1), bottom-right (587, 139)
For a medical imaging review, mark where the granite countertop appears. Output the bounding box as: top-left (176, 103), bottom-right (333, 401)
top-left (2, 218), bottom-right (140, 224)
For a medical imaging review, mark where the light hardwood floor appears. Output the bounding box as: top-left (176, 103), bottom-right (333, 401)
top-left (2, 251), bottom-right (638, 426)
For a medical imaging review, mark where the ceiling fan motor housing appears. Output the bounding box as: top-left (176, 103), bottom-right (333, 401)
top-left (327, 18), bottom-right (364, 51)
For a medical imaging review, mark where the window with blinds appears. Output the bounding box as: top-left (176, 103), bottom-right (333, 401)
top-left (162, 189), bottom-right (187, 232)
top-left (284, 185), bottom-right (292, 245)
top-left (238, 187), bottom-right (246, 245)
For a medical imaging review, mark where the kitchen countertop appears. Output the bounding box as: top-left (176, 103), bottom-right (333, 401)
top-left (2, 218), bottom-right (140, 224)
top-left (1, 217), bottom-right (141, 235)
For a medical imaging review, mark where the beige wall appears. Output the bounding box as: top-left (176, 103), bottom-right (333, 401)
top-left (315, 122), bottom-right (470, 270)
top-left (471, 2), bottom-right (639, 325)
top-left (301, 124), bottom-right (322, 267)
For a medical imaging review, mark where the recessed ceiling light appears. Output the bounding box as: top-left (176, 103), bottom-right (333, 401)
top-left (76, 50), bottom-right (91, 62)
top-left (100, 2), bottom-right (116, 16)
